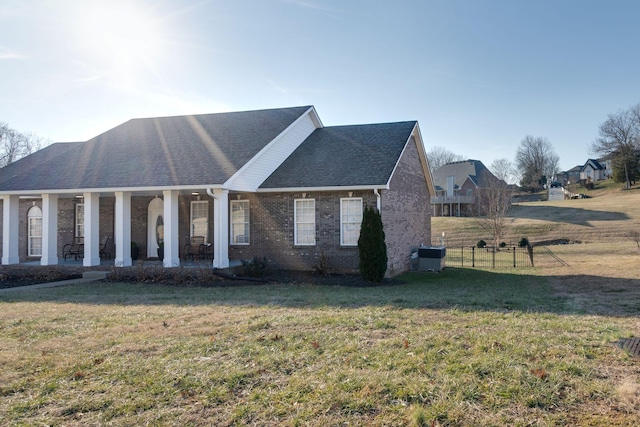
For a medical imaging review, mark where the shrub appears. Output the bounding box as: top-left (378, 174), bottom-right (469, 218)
top-left (358, 205), bottom-right (387, 282)
top-left (241, 256), bottom-right (268, 277)
top-left (476, 239), bottom-right (487, 248)
top-left (499, 241), bottom-right (507, 248)
top-left (313, 252), bottom-right (332, 276)
top-left (518, 237), bottom-right (530, 247)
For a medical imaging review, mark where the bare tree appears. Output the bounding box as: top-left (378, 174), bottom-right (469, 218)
top-left (426, 146), bottom-right (465, 175)
top-left (0, 122), bottom-right (44, 167)
top-left (476, 177), bottom-right (513, 248)
top-left (516, 135), bottom-right (559, 191)
top-left (490, 158), bottom-right (515, 184)
top-left (591, 105), bottom-right (640, 190)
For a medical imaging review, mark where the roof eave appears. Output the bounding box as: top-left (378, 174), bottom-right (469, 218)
top-left (256, 184), bottom-right (390, 193)
top-left (0, 184), bottom-right (226, 197)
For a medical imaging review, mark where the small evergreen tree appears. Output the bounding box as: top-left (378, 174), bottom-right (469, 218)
top-left (357, 205), bottom-right (388, 282)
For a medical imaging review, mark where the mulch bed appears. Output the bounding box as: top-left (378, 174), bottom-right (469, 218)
top-left (0, 266), bottom-right (403, 290)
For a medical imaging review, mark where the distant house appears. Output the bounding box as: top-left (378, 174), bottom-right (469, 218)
top-left (580, 158), bottom-right (610, 182)
top-left (0, 106), bottom-right (435, 277)
top-left (557, 165), bottom-right (581, 187)
top-left (430, 159), bottom-right (504, 217)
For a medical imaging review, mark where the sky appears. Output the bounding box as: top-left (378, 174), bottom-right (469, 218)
top-left (2, 0), bottom-right (640, 175)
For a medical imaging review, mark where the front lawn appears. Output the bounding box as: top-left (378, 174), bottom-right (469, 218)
top-left (1, 263), bottom-right (638, 426)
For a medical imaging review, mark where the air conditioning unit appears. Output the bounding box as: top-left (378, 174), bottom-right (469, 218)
top-left (413, 246), bottom-right (446, 272)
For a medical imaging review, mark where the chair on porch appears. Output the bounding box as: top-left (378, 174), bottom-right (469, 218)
top-left (99, 236), bottom-right (111, 260)
top-left (183, 236), bottom-right (205, 261)
top-left (63, 237), bottom-right (84, 261)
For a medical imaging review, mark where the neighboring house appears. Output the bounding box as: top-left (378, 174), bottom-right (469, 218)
top-left (580, 158), bottom-right (609, 182)
top-left (557, 165), bottom-right (582, 187)
top-left (0, 106), bottom-right (434, 277)
top-left (596, 154), bottom-right (613, 179)
top-left (430, 159), bottom-right (503, 217)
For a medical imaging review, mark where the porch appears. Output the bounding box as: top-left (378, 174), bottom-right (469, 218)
top-left (1, 188), bottom-right (243, 270)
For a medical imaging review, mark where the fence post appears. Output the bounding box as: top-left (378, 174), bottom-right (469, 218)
top-left (528, 244), bottom-right (534, 267)
top-left (461, 246), bottom-right (464, 267)
top-left (513, 246), bottom-right (516, 267)
top-left (472, 246), bottom-right (475, 267)
top-left (492, 247), bottom-right (495, 268)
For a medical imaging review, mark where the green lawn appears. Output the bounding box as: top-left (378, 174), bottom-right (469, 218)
top-left (1, 266), bottom-right (638, 426)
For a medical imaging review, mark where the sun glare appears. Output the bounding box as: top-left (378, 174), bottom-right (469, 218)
top-left (73, 1), bottom-right (164, 91)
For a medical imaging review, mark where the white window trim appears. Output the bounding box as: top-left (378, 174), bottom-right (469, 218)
top-left (294, 198), bottom-right (316, 246)
top-left (230, 199), bottom-right (250, 245)
top-left (190, 200), bottom-right (209, 241)
top-left (340, 197), bottom-right (363, 246)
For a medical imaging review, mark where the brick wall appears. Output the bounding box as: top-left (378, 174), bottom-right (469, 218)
top-left (380, 137), bottom-right (432, 276)
top-left (228, 192), bottom-right (376, 273)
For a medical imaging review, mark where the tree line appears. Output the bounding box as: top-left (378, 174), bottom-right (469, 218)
top-left (0, 122), bottom-right (47, 167)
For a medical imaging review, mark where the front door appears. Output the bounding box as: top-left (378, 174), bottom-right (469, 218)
top-left (147, 198), bottom-right (164, 258)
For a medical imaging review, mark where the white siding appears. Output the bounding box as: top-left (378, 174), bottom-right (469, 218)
top-left (225, 110), bottom-right (320, 191)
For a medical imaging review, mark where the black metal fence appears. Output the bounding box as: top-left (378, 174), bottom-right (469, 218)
top-left (445, 246), bottom-right (534, 269)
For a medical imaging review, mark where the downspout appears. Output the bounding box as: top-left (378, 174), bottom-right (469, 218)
top-left (374, 188), bottom-right (381, 211)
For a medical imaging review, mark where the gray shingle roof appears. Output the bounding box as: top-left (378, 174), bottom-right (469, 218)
top-left (259, 121), bottom-right (417, 189)
top-left (0, 106), bottom-right (311, 191)
top-left (432, 159), bottom-right (500, 191)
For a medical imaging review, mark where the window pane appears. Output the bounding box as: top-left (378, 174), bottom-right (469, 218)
top-left (295, 199), bottom-right (315, 245)
top-left (341, 198), bottom-right (362, 246)
top-left (28, 209), bottom-right (42, 256)
top-left (75, 204), bottom-right (84, 238)
top-left (231, 200), bottom-right (250, 245)
top-left (191, 201), bottom-right (208, 240)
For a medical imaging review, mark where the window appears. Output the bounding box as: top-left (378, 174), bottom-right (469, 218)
top-left (231, 200), bottom-right (250, 244)
top-left (28, 206), bottom-right (42, 257)
top-left (190, 201), bottom-right (209, 241)
top-left (340, 198), bottom-right (362, 246)
top-left (294, 199), bottom-right (315, 245)
top-left (75, 203), bottom-right (84, 238)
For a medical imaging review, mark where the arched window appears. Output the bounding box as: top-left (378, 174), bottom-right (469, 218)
top-left (27, 206), bottom-right (43, 257)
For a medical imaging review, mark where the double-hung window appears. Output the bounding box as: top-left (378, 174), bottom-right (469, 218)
top-left (190, 201), bottom-right (209, 241)
top-left (340, 198), bottom-right (362, 246)
top-left (231, 200), bottom-right (250, 244)
top-left (294, 199), bottom-right (315, 245)
top-left (75, 203), bottom-right (84, 238)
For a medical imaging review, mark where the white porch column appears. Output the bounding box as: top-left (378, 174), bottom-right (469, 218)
top-left (83, 192), bottom-right (101, 266)
top-left (41, 194), bottom-right (59, 265)
top-left (2, 195), bottom-right (20, 265)
top-left (114, 191), bottom-right (132, 267)
top-left (212, 189), bottom-right (229, 269)
top-left (162, 190), bottom-right (179, 267)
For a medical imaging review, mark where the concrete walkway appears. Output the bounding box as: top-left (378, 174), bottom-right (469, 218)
top-left (0, 271), bottom-right (108, 293)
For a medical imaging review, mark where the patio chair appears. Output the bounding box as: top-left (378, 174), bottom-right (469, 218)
top-left (183, 236), bottom-right (206, 261)
top-left (99, 236), bottom-right (111, 259)
top-left (63, 238), bottom-right (84, 261)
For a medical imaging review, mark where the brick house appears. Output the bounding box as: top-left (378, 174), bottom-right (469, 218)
top-left (0, 106), bottom-right (434, 277)
top-left (430, 159), bottom-right (504, 217)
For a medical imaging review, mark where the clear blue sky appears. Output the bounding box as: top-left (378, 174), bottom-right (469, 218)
top-left (2, 0), bottom-right (639, 172)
